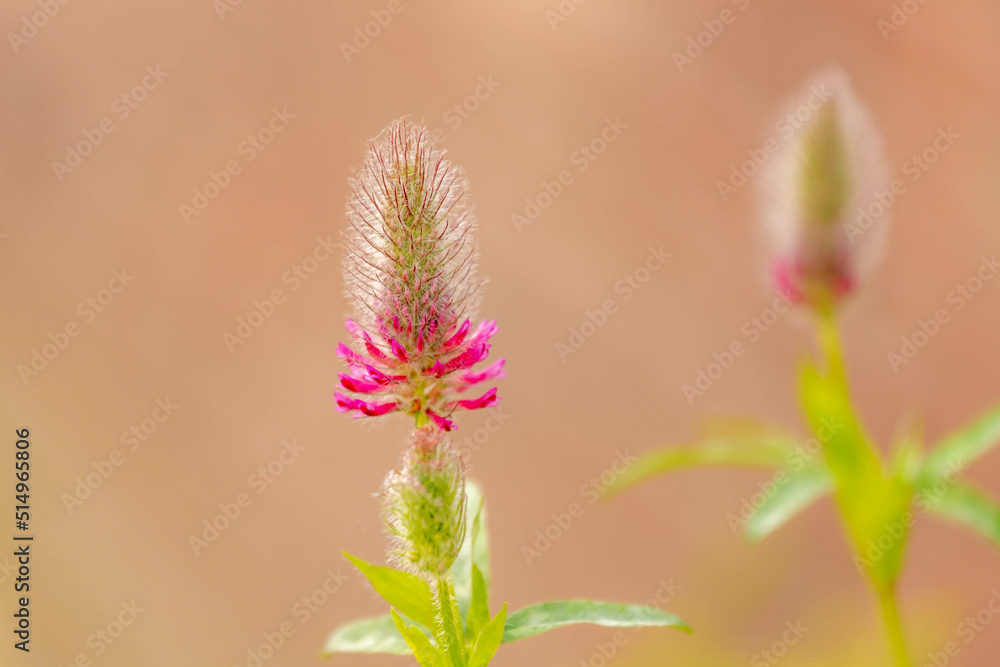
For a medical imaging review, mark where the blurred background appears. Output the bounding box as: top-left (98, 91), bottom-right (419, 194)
top-left (1, 0), bottom-right (999, 665)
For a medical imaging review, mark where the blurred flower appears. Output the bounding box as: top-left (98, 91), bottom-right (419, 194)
top-left (760, 70), bottom-right (889, 308)
top-left (335, 118), bottom-right (504, 430)
top-left (382, 426), bottom-right (467, 580)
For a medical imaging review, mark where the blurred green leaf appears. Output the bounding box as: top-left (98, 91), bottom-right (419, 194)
top-left (391, 609), bottom-right (447, 667)
top-left (921, 402), bottom-right (1000, 482)
top-left (745, 466), bottom-right (834, 542)
top-left (604, 435), bottom-right (794, 498)
top-left (921, 481), bottom-right (1000, 548)
top-left (468, 604), bottom-right (507, 667)
top-left (343, 552), bottom-right (435, 631)
top-left (322, 614), bottom-right (411, 656)
top-left (467, 564), bottom-right (491, 640)
top-left (453, 480), bottom-right (490, 620)
top-left (502, 601), bottom-right (691, 643)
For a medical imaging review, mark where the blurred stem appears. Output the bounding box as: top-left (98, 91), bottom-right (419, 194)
top-left (878, 586), bottom-right (912, 667)
top-left (814, 303), bottom-right (846, 383)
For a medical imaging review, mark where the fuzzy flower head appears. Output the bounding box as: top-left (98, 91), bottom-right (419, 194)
top-left (760, 70), bottom-right (890, 310)
top-left (381, 426), bottom-right (467, 580)
top-left (335, 119), bottom-right (504, 430)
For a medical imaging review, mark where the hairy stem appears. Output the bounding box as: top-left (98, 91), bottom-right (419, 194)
top-left (435, 577), bottom-right (467, 667)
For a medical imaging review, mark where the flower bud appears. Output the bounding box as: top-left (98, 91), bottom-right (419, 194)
top-left (381, 427), bottom-right (468, 580)
top-left (760, 70), bottom-right (889, 308)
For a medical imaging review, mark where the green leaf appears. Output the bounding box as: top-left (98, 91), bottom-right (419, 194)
top-left (467, 564), bottom-right (491, 639)
top-left (468, 604), bottom-right (507, 667)
top-left (453, 480), bottom-right (490, 620)
top-left (502, 601), bottom-right (691, 643)
top-left (921, 481), bottom-right (1000, 548)
top-left (322, 614), bottom-right (411, 656)
top-left (391, 609), bottom-right (447, 667)
top-left (921, 402), bottom-right (1000, 482)
top-left (343, 552), bottom-right (435, 631)
top-left (603, 424), bottom-right (794, 498)
top-left (745, 465), bottom-right (834, 542)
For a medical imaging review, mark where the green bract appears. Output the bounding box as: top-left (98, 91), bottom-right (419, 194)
top-left (325, 482), bottom-right (691, 666)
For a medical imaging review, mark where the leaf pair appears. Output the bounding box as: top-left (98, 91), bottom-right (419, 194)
top-left (606, 377), bottom-right (1000, 559)
top-left (324, 481), bottom-right (691, 665)
top-left (914, 403), bottom-right (1000, 548)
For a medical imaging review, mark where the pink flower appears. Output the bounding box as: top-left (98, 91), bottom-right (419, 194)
top-left (335, 119), bottom-right (504, 429)
top-left (759, 70), bottom-right (889, 308)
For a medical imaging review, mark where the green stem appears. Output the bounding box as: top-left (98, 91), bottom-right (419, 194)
top-left (815, 304), bottom-right (846, 383)
top-left (878, 586), bottom-right (912, 667)
top-left (435, 577), bottom-right (467, 667)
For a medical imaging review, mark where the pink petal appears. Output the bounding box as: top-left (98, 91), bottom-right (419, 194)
top-left (431, 342), bottom-right (490, 377)
top-left (367, 365), bottom-right (403, 385)
top-left (427, 410), bottom-right (454, 431)
top-left (336, 342), bottom-right (369, 367)
top-left (362, 332), bottom-right (392, 364)
top-left (448, 387), bottom-right (499, 411)
top-left (459, 359), bottom-right (506, 386)
top-left (333, 393), bottom-right (397, 417)
top-left (339, 374), bottom-right (385, 394)
top-left (441, 319), bottom-right (472, 351)
top-left (466, 320), bottom-right (499, 348)
top-left (390, 338), bottom-right (409, 362)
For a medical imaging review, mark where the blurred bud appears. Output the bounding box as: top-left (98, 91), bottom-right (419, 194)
top-left (760, 70), bottom-right (890, 308)
top-left (382, 426), bottom-right (468, 580)
top-left (335, 118), bottom-right (504, 430)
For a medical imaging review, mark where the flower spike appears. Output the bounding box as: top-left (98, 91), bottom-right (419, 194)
top-left (335, 119), bottom-right (504, 428)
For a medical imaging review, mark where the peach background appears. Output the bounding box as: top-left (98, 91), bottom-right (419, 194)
top-left (1, 0), bottom-right (998, 665)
